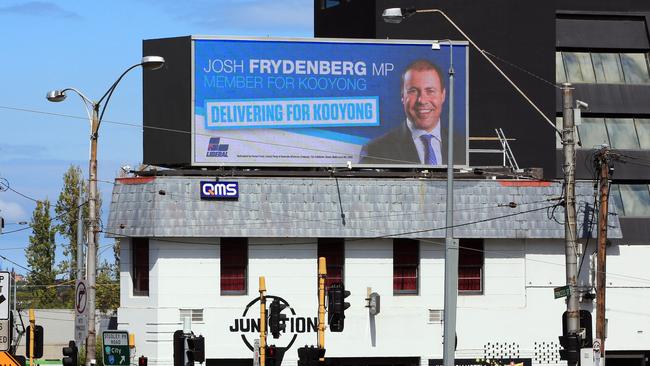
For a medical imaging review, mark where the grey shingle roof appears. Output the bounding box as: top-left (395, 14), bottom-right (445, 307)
top-left (105, 177), bottom-right (622, 239)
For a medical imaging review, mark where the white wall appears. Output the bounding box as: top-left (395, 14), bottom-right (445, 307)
top-left (118, 237), bottom-right (650, 366)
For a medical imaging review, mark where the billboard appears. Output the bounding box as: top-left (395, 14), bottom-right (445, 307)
top-left (192, 37), bottom-right (468, 167)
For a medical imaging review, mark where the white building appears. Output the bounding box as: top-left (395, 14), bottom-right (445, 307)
top-left (106, 175), bottom-right (650, 366)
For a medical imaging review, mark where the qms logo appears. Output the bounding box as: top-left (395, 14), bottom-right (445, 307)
top-left (207, 137), bottom-right (229, 157)
top-left (200, 181), bottom-right (239, 199)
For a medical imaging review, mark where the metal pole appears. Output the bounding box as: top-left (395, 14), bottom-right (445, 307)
top-left (259, 277), bottom-right (266, 366)
top-left (85, 104), bottom-right (100, 366)
top-left (318, 257), bottom-right (327, 361)
top-left (442, 44), bottom-right (457, 366)
top-left (562, 82), bottom-right (580, 362)
top-left (77, 192), bottom-right (85, 281)
top-left (596, 148), bottom-right (610, 358)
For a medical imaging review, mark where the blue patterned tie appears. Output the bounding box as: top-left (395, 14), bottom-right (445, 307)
top-left (420, 134), bottom-right (437, 165)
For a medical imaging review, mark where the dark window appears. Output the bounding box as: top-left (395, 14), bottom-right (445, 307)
top-left (132, 238), bottom-right (149, 296)
top-left (221, 238), bottom-right (248, 295)
top-left (393, 239), bottom-right (419, 295)
top-left (318, 238), bottom-right (344, 288)
top-left (459, 239), bottom-right (484, 294)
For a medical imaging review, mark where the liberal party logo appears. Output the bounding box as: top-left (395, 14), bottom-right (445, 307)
top-left (229, 295), bottom-right (318, 352)
top-left (207, 137), bottom-right (229, 157)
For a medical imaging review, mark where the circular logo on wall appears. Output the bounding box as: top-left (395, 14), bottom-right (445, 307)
top-left (229, 295), bottom-right (318, 352)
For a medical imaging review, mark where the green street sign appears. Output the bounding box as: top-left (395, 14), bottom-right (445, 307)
top-left (102, 331), bottom-right (130, 366)
top-left (554, 285), bottom-right (571, 299)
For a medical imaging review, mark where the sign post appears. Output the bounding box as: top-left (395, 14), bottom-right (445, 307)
top-left (102, 331), bottom-right (130, 366)
top-left (75, 280), bottom-right (89, 346)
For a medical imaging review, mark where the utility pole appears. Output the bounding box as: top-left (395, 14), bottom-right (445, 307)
top-left (562, 82), bottom-right (580, 364)
top-left (595, 147), bottom-right (611, 358)
top-left (85, 103), bottom-right (100, 366)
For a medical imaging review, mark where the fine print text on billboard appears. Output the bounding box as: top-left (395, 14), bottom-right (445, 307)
top-left (193, 38), bottom-right (468, 167)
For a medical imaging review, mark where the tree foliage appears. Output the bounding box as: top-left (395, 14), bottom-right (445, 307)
top-left (25, 200), bottom-right (58, 308)
top-left (55, 165), bottom-right (86, 280)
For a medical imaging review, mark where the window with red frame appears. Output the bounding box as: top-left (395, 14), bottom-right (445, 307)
top-left (220, 238), bottom-right (248, 295)
top-left (459, 239), bottom-right (484, 293)
top-left (393, 239), bottom-right (419, 294)
top-left (132, 238), bottom-right (149, 296)
top-left (317, 238), bottom-right (344, 289)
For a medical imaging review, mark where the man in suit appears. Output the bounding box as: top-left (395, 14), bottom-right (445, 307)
top-left (360, 59), bottom-right (465, 165)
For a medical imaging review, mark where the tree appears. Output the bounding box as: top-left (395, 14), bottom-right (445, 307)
top-left (25, 200), bottom-right (58, 308)
top-left (55, 165), bottom-right (86, 280)
top-left (96, 238), bottom-right (120, 314)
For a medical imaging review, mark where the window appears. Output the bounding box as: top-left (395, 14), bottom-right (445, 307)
top-left (393, 239), bottom-right (419, 294)
top-left (220, 238), bottom-right (248, 295)
top-left (179, 309), bottom-right (204, 323)
top-left (132, 238), bottom-right (149, 296)
top-left (635, 119), bottom-right (650, 149)
top-left (318, 238), bottom-right (344, 288)
top-left (557, 52), bottom-right (650, 84)
top-left (611, 184), bottom-right (650, 217)
top-left (459, 239), bottom-right (484, 294)
top-left (576, 117), bottom-right (648, 150)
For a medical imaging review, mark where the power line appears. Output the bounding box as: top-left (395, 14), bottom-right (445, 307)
top-left (0, 177), bottom-right (41, 203)
top-left (0, 199), bottom-right (88, 236)
top-left (0, 104), bottom-right (499, 166)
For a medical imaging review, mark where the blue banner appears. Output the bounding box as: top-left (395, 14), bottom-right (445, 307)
top-left (193, 38), bottom-right (468, 167)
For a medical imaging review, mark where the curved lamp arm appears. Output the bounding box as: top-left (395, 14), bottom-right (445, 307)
top-left (387, 8), bottom-right (561, 135)
top-left (96, 62), bottom-right (144, 130)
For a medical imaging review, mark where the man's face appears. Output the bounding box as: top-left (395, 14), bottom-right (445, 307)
top-left (401, 69), bottom-right (446, 131)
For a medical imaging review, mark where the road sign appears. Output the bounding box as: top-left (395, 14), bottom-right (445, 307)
top-left (0, 272), bottom-right (9, 320)
top-left (554, 285), bottom-right (571, 299)
top-left (103, 331), bottom-right (130, 366)
top-left (75, 315), bottom-right (88, 347)
top-left (0, 319), bottom-right (9, 352)
top-left (0, 351), bottom-right (22, 366)
top-left (75, 280), bottom-right (88, 316)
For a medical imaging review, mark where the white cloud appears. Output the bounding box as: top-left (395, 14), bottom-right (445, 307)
top-left (0, 198), bottom-right (28, 222)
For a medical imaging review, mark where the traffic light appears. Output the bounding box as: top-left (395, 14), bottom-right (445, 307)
top-left (327, 283), bottom-right (350, 332)
top-left (265, 345), bottom-right (286, 366)
top-left (138, 356), bottom-right (148, 366)
top-left (62, 340), bottom-right (78, 366)
top-left (186, 337), bottom-right (196, 364)
top-left (173, 330), bottom-right (185, 366)
top-left (190, 335), bottom-right (205, 363)
top-left (269, 298), bottom-right (288, 338)
top-left (297, 346), bottom-right (325, 366)
top-left (562, 310), bottom-right (593, 347)
top-left (558, 334), bottom-right (580, 363)
top-left (26, 325), bottom-right (44, 358)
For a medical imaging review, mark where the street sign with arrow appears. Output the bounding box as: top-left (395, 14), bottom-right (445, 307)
top-left (103, 331), bottom-right (130, 366)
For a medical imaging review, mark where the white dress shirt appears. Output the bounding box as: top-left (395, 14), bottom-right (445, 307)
top-left (406, 119), bottom-right (442, 165)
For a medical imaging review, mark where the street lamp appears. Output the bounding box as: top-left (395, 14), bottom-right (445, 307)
top-left (47, 55), bottom-right (165, 366)
top-left (381, 7), bottom-right (561, 366)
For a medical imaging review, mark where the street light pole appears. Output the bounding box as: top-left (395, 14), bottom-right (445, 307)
top-left (381, 7), bottom-right (562, 366)
top-left (440, 40), bottom-right (458, 366)
top-left (47, 56), bottom-right (165, 366)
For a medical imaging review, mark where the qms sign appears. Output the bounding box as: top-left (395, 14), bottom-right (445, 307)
top-left (200, 181), bottom-right (239, 200)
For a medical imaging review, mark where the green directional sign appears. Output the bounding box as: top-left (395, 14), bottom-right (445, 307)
top-left (554, 285), bottom-right (571, 299)
top-left (102, 331), bottom-right (130, 366)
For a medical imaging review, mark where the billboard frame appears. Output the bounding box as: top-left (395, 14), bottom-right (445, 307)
top-left (189, 35), bottom-right (469, 169)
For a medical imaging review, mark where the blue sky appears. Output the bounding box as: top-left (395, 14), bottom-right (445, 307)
top-left (0, 0), bottom-right (313, 275)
